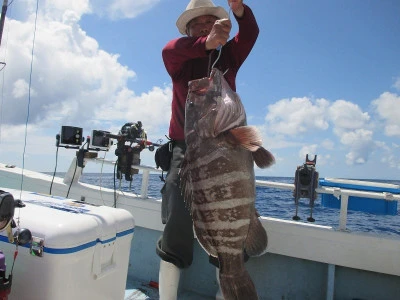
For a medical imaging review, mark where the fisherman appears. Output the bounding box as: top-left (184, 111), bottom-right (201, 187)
top-left (156, 0), bottom-right (259, 298)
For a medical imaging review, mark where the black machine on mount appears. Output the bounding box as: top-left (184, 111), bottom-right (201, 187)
top-left (293, 155), bottom-right (319, 222)
top-left (112, 122), bottom-right (150, 182)
top-left (56, 121), bottom-right (162, 182)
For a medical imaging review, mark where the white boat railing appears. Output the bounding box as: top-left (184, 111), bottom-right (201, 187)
top-left (256, 180), bottom-right (400, 230)
top-left (91, 157), bottom-right (162, 199)
top-left (79, 157), bottom-right (400, 231)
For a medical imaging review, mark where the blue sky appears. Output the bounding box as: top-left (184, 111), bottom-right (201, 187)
top-left (0, 0), bottom-right (399, 179)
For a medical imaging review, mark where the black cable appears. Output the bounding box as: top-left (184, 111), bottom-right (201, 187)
top-left (66, 140), bottom-right (89, 198)
top-left (66, 157), bottom-right (78, 198)
top-left (113, 159), bottom-right (118, 208)
top-left (49, 146), bottom-right (59, 195)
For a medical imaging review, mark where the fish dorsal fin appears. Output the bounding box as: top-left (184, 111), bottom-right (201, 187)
top-left (227, 126), bottom-right (275, 168)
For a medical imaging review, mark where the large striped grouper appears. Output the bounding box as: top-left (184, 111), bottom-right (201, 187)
top-left (180, 68), bottom-right (275, 300)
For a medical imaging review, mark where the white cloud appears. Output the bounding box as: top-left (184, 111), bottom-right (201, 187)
top-left (327, 100), bottom-right (375, 165)
top-left (12, 0), bottom-right (91, 22)
top-left (0, 0), bottom-right (169, 170)
top-left (265, 97), bottom-right (329, 136)
top-left (265, 97), bottom-right (376, 167)
top-left (321, 139), bottom-right (334, 150)
top-left (340, 129), bottom-right (375, 165)
top-left (393, 77), bottom-right (400, 91)
top-left (12, 0), bottom-right (159, 24)
top-left (328, 100), bottom-right (370, 133)
top-left (92, 0), bottom-right (160, 20)
top-left (299, 144), bottom-right (318, 161)
top-left (371, 92), bottom-right (400, 137)
top-left (376, 142), bottom-right (400, 169)
top-left (95, 85), bottom-right (172, 134)
top-left (2, 15), bottom-right (136, 127)
top-left (12, 79), bottom-right (32, 98)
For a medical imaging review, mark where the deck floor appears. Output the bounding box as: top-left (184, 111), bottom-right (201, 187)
top-left (124, 277), bottom-right (214, 300)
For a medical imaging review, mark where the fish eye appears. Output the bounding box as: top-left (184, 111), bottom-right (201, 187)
top-left (192, 88), bottom-right (208, 96)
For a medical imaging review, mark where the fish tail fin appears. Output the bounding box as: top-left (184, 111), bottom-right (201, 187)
top-left (219, 270), bottom-right (258, 300)
top-left (245, 211), bottom-right (268, 256)
top-left (252, 147), bottom-right (275, 169)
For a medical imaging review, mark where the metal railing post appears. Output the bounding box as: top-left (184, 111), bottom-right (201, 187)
top-left (339, 193), bottom-right (349, 231)
top-left (141, 169), bottom-right (150, 199)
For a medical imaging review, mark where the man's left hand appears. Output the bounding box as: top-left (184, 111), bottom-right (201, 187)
top-left (228, 0), bottom-right (244, 17)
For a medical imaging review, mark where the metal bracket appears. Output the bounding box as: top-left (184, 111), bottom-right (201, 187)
top-left (30, 236), bottom-right (44, 257)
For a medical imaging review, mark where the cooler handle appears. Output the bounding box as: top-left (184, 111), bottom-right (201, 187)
top-left (92, 241), bottom-right (116, 279)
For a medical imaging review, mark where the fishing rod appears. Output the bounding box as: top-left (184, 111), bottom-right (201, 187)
top-left (0, 0), bottom-right (8, 47)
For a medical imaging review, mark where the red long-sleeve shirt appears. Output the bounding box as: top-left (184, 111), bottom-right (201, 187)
top-left (162, 5), bottom-right (259, 141)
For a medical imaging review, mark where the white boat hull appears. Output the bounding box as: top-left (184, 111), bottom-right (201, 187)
top-left (0, 162), bottom-right (399, 299)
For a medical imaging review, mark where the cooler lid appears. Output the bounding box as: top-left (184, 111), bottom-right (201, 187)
top-left (1, 188), bottom-right (134, 253)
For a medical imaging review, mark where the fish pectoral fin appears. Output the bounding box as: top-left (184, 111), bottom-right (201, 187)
top-left (252, 147), bottom-right (275, 169)
top-left (227, 126), bottom-right (276, 168)
top-left (227, 126), bottom-right (262, 152)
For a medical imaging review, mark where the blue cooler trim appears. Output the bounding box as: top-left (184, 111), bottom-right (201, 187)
top-left (45, 228), bottom-right (135, 254)
top-left (45, 240), bottom-right (97, 254)
top-left (0, 228), bottom-right (134, 254)
top-left (117, 228), bottom-right (135, 238)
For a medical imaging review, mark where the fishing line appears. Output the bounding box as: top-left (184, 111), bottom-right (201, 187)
top-left (19, 0), bottom-right (40, 198)
top-left (113, 160), bottom-right (118, 207)
top-left (49, 145), bottom-right (60, 195)
top-left (210, 3), bottom-right (232, 72)
top-left (99, 150), bottom-right (107, 205)
top-left (66, 156), bottom-right (78, 198)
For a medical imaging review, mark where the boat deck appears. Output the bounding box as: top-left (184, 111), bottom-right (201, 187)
top-left (124, 275), bottom-right (214, 300)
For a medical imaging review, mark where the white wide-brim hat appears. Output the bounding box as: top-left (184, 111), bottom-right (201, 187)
top-left (176, 0), bottom-right (229, 35)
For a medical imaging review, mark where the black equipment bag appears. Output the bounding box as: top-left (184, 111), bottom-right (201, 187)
top-left (155, 141), bottom-right (173, 172)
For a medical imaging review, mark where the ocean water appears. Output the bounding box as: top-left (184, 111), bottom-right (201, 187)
top-left (80, 173), bottom-right (400, 237)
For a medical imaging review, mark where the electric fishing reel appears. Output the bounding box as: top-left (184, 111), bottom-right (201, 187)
top-left (292, 155), bottom-right (319, 222)
top-left (0, 191), bottom-right (32, 244)
top-left (114, 122), bottom-right (147, 182)
top-left (0, 191), bottom-right (32, 299)
top-left (119, 121), bottom-right (145, 142)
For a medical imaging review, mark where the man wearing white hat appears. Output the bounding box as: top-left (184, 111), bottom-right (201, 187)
top-left (157, 0), bottom-right (259, 299)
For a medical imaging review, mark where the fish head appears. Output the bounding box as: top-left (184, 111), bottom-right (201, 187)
top-left (185, 68), bottom-right (246, 142)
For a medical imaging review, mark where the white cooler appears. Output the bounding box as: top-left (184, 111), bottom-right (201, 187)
top-left (0, 188), bottom-right (134, 300)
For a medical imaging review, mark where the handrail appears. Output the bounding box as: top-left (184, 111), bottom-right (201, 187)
top-left (256, 179), bottom-right (399, 230)
top-left (91, 158), bottom-right (162, 199)
top-left (82, 158), bottom-right (399, 230)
